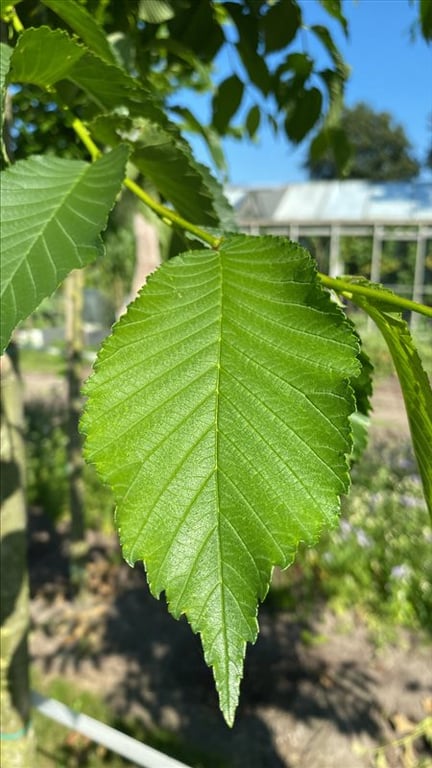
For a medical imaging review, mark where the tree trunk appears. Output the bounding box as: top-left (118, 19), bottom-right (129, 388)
top-left (118, 212), bottom-right (161, 317)
top-left (0, 349), bottom-right (35, 767)
top-left (65, 269), bottom-right (87, 589)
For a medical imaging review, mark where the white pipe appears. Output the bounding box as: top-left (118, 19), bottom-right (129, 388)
top-left (31, 691), bottom-right (192, 768)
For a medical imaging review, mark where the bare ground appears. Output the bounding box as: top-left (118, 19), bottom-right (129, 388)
top-left (25, 371), bottom-right (431, 767)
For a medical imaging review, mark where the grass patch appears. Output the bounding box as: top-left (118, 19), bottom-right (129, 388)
top-left (20, 346), bottom-right (66, 375)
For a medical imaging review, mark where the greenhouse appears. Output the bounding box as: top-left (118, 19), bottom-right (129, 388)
top-left (228, 180), bottom-right (432, 319)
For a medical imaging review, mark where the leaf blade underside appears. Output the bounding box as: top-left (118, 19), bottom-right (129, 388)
top-left (82, 234), bottom-right (360, 724)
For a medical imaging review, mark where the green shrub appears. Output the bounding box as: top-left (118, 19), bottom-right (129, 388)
top-left (25, 399), bottom-right (115, 531)
top-left (26, 398), bottom-right (69, 523)
top-left (297, 438), bottom-right (432, 635)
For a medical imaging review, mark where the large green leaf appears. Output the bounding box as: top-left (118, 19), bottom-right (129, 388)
top-left (351, 291), bottom-right (432, 520)
top-left (82, 234), bottom-right (360, 724)
top-left (0, 145), bottom-right (128, 353)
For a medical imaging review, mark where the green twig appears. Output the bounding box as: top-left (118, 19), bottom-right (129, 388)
top-left (4, 5), bottom-right (24, 33)
top-left (123, 178), bottom-right (220, 248)
top-left (71, 119), bottom-right (102, 161)
top-left (319, 273), bottom-right (432, 319)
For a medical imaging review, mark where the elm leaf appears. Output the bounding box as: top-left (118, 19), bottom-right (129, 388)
top-left (82, 233), bottom-right (360, 724)
top-left (0, 145), bottom-right (128, 352)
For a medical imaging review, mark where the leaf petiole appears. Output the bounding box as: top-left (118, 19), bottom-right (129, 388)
top-left (319, 273), bottom-right (432, 319)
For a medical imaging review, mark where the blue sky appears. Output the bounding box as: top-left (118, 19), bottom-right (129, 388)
top-left (181, 0), bottom-right (432, 186)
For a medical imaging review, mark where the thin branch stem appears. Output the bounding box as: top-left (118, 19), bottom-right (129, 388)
top-left (70, 119), bottom-right (101, 161)
top-left (5, 5), bottom-right (25, 33)
top-left (319, 273), bottom-right (432, 319)
top-left (123, 178), bottom-right (220, 248)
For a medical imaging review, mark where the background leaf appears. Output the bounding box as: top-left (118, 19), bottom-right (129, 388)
top-left (82, 233), bottom-right (360, 724)
top-left (245, 104), bottom-right (261, 139)
top-left (41, 0), bottom-right (118, 65)
top-left (0, 145), bottom-right (128, 352)
top-left (351, 293), bottom-right (432, 520)
top-left (8, 26), bottom-right (85, 88)
top-left (7, 27), bottom-right (168, 127)
top-left (284, 86), bottom-right (323, 143)
top-left (419, 0), bottom-right (432, 41)
top-left (263, 0), bottom-right (302, 52)
top-left (318, 0), bottom-right (348, 35)
top-left (8, 26), bottom-right (230, 227)
top-left (212, 74), bottom-right (244, 135)
top-left (138, 0), bottom-right (176, 23)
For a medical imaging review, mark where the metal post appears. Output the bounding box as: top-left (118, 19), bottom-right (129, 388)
top-left (411, 229), bottom-right (426, 330)
top-left (370, 225), bottom-right (382, 284)
top-left (289, 224), bottom-right (299, 242)
top-left (329, 224), bottom-right (342, 277)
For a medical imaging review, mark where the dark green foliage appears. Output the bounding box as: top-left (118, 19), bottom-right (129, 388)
top-left (284, 86), bottom-right (323, 143)
top-left (308, 439), bottom-right (432, 634)
top-left (212, 75), bottom-right (244, 135)
top-left (419, 0), bottom-right (432, 40)
top-left (263, 0), bottom-right (302, 52)
top-left (306, 102), bottom-right (420, 180)
top-left (245, 104), bottom-right (260, 139)
top-left (5, 0), bottom-right (350, 172)
top-left (7, 85), bottom-right (83, 161)
top-left (26, 399), bottom-right (69, 523)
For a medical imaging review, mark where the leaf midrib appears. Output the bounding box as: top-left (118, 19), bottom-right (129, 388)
top-left (214, 249), bottom-right (232, 707)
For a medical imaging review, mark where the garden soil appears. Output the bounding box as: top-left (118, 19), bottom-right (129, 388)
top-left (25, 371), bottom-right (432, 767)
